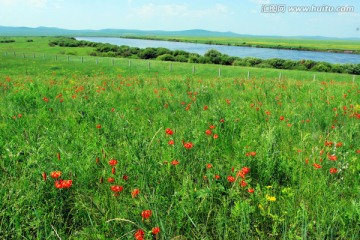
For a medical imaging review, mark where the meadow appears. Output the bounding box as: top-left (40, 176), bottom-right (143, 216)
top-left (0, 39), bottom-right (359, 239)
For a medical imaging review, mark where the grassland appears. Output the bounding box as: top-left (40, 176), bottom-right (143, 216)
top-left (0, 38), bottom-right (359, 239)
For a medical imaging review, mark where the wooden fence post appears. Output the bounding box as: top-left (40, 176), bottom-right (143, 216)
top-left (192, 65), bottom-right (195, 74)
top-left (218, 68), bottom-right (221, 77)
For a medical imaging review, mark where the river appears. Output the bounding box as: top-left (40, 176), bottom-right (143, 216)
top-left (76, 37), bottom-right (360, 64)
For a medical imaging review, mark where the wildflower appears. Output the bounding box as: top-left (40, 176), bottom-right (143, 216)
top-left (131, 188), bottom-right (140, 198)
top-left (168, 140), bottom-right (175, 145)
top-left (356, 150), bottom-right (360, 154)
top-left (220, 118), bottom-right (225, 123)
top-left (329, 168), bottom-right (338, 174)
top-left (313, 163), bottom-right (322, 169)
top-left (279, 116), bottom-right (285, 121)
top-left (55, 179), bottom-right (72, 189)
top-left (205, 129), bottom-right (212, 135)
top-left (42, 97), bottom-right (49, 102)
top-left (165, 128), bottom-right (174, 135)
top-left (141, 210), bottom-right (152, 220)
top-left (246, 152), bottom-right (256, 157)
top-left (336, 142), bottom-right (343, 147)
top-left (214, 174), bottom-right (220, 180)
top-left (206, 163), bottom-right (213, 169)
top-left (213, 134), bottom-right (219, 139)
top-left (325, 141), bottom-right (333, 147)
top-left (203, 105), bottom-right (208, 110)
top-left (110, 185), bottom-right (123, 193)
top-left (107, 177), bottom-right (115, 183)
top-left (42, 172), bottom-right (47, 181)
top-left (265, 110), bottom-right (271, 115)
top-left (152, 226), bottom-right (160, 235)
top-left (183, 142), bottom-right (193, 149)
top-left (123, 175), bottom-right (129, 181)
top-left (328, 155), bottom-right (337, 161)
top-left (109, 159), bottom-right (118, 166)
top-left (248, 188), bottom-right (255, 193)
top-left (96, 124), bottom-right (101, 129)
top-left (112, 167), bottom-right (116, 174)
top-left (227, 176), bottom-right (235, 183)
top-left (171, 160), bottom-right (179, 165)
top-left (209, 125), bottom-right (216, 129)
top-left (57, 153), bottom-right (61, 161)
top-left (266, 194), bottom-right (276, 202)
top-left (240, 180), bottom-right (247, 188)
top-left (134, 229), bottom-right (145, 240)
top-left (50, 171), bottom-right (62, 179)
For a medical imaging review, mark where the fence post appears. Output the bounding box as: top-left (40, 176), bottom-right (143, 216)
top-left (192, 65), bottom-right (195, 74)
top-left (247, 71), bottom-right (250, 79)
top-left (279, 72), bottom-right (282, 80)
top-left (218, 68), bottom-right (221, 77)
top-left (313, 74), bottom-right (316, 81)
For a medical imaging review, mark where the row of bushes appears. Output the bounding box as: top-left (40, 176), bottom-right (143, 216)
top-left (49, 37), bottom-right (360, 75)
top-left (0, 39), bottom-right (15, 43)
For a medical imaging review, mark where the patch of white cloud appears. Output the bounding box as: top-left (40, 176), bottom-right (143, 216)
top-left (0, 0), bottom-right (47, 8)
top-left (249, 0), bottom-right (271, 5)
top-left (133, 3), bottom-right (231, 18)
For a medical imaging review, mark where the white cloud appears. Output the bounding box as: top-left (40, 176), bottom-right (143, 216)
top-left (133, 3), bottom-right (230, 18)
top-left (249, 0), bottom-right (271, 5)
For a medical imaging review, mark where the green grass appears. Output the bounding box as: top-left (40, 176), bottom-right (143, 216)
top-left (0, 39), bottom-right (359, 239)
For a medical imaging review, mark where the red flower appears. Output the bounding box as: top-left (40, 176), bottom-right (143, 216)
top-left (356, 150), bottom-right (360, 154)
top-left (325, 141), bottom-right (333, 147)
top-left (203, 105), bottom-right (208, 110)
top-left (168, 140), bottom-right (175, 145)
top-left (42, 172), bottom-right (47, 181)
top-left (111, 167), bottom-right (116, 174)
top-left (240, 180), bottom-right (247, 188)
top-left (246, 152), bottom-right (256, 157)
top-left (109, 159), bottom-right (118, 166)
top-left (241, 167), bottom-right (250, 175)
top-left (131, 188), bottom-right (140, 198)
top-left (141, 210), bottom-right (152, 220)
top-left (107, 177), bottom-right (115, 183)
top-left (96, 124), bottom-right (101, 129)
top-left (205, 129), bottom-right (212, 135)
top-left (171, 160), bottom-right (179, 165)
top-left (328, 155), bottom-right (337, 161)
top-left (206, 163), bottom-right (213, 169)
top-left (110, 185), bottom-right (123, 193)
top-left (336, 142), bottom-right (343, 147)
top-left (213, 134), bottom-right (219, 139)
top-left (134, 229), bottom-right (145, 240)
top-left (313, 163), bottom-right (322, 169)
top-left (57, 153), bottom-right (61, 161)
top-left (209, 125), bottom-right (216, 129)
top-left (42, 97), bottom-right (49, 102)
top-left (248, 188), bottom-right (255, 193)
top-left (152, 226), bottom-right (160, 235)
top-left (214, 174), bottom-right (220, 180)
top-left (122, 175), bottom-right (129, 181)
top-left (55, 179), bottom-right (72, 189)
top-left (165, 128), bottom-right (174, 135)
top-left (329, 168), bottom-right (338, 174)
top-left (227, 176), bottom-right (235, 183)
top-left (183, 142), bottom-right (193, 149)
top-left (50, 171), bottom-right (62, 179)
top-left (279, 116), bottom-right (285, 121)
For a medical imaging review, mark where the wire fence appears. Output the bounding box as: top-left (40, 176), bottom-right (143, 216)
top-left (1, 51), bottom-right (357, 83)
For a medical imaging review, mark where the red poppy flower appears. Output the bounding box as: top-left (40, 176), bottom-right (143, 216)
top-left (57, 153), bottom-right (61, 161)
top-left (165, 128), bottom-right (174, 135)
top-left (325, 141), bottom-right (333, 147)
top-left (171, 160), bottom-right (179, 165)
top-left (107, 177), bottom-right (115, 183)
top-left (213, 134), bottom-right (219, 139)
top-left (168, 140), bottom-right (175, 145)
top-left (329, 168), bottom-right (338, 174)
top-left (122, 175), bottom-right (129, 181)
top-left (110, 185), bottom-right (123, 193)
top-left (246, 152), bottom-right (256, 157)
top-left (183, 142), bottom-right (193, 149)
top-left (214, 174), bottom-right (220, 180)
top-left (205, 129), bottom-right (212, 135)
top-left (248, 188), bottom-right (255, 193)
top-left (328, 155), bottom-right (337, 161)
top-left (356, 150), bottom-right (360, 154)
top-left (50, 171), bottom-right (62, 179)
top-left (240, 180), bottom-right (247, 188)
top-left (241, 167), bottom-right (250, 175)
top-left (141, 210), bottom-right (152, 220)
top-left (111, 167), bottom-right (116, 174)
top-left (209, 125), bottom-right (216, 129)
top-left (42, 172), bottom-right (47, 181)
top-left (227, 176), bottom-right (235, 183)
top-left (131, 188), bottom-right (140, 198)
top-left (335, 142), bottom-right (343, 147)
top-left (313, 163), bottom-right (322, 169)
top-left (42, 97), bottom-right (49, 102)
top-left (109, 159), bottom-right (118, 166)
top-left (279, 116), bottom-right (285, 121)
top-left (206, 163), bottom-right (213, 169)
top-left (55, 179), bottom-right (72, 189)
top-left (134, 229), bottom-right (145, 240)
top-left (152, 226), bottom-right (160, 235)
top-left (203, 105), bottom-right (208, 110)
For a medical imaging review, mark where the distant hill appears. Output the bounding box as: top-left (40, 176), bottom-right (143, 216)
top-left (0, 26), bottom-right (359, 40)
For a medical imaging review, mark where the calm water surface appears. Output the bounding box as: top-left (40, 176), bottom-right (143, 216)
top-left (76, 37), bottom-right (360, 64)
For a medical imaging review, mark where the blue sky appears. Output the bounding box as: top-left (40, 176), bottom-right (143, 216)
top-left (0, 0), bottom-right (359, 38)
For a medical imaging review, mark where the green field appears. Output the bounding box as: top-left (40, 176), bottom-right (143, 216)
top-left (0, 39), bottom-right (359, 239)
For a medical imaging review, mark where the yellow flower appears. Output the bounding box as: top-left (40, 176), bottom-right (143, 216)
top-left (265, 185), bottom-right (273, 189)
top-left (266, 194), bottom-right (276, 202)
